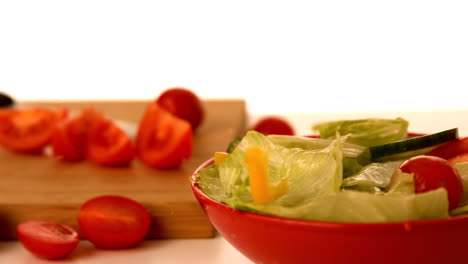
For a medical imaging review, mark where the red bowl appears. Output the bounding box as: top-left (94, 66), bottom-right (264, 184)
top-left (191, 158), bottom-right (468, 264)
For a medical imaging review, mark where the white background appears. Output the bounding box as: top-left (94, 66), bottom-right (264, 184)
top-left (1, 1), bottom-right (467, 114)
top-left (1, 3), bottom-right (468, 262)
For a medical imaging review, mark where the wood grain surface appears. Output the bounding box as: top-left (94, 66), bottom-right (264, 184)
top-left (0, 99), bottom-right (246, 240)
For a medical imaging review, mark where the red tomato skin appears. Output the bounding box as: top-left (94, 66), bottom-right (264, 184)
top-left (156, 87), bottom-right (204, 131)
top-left (17, 221), bottom-right (80, 260)
top-left (251, 116), bottom-right (295, 135)
top-left (427, 137), bottom-right (468, 160)
top-left (78, 195), bottom-right (152, 249)
top-left (0, 108), bottom-right (65, 153)
top-left (52, 114), bottom-right (89, 161)
top-left (400, 155), bottom-right (463, 210)
top-left (55, 107), bottom-right (70, 121)
top-left (86, 116), bottom-right (135, 166)
top-left (136, 102), bottom-right (193, 169)
top-left (52, 108), bottom-right (135, 166)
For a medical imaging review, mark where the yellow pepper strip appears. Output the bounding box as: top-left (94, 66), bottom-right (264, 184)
top-left (214, 152), bottom-right (230, 165)
top-left (245, 147), bottom-right (270, 203)
top-left (245, 147), bottom-right (289, 204)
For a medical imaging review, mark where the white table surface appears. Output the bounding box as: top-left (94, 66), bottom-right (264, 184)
top-left (0, 236), bottom-right (253, 264)
top-left (1, 109), bottom-right (467, 263)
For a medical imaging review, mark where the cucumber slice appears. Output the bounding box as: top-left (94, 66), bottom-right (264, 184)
top-left (370, 128), bottom-right (459, 161)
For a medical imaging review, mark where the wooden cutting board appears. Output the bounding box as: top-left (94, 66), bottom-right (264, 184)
top-left (0, 99), bottom-right (246, 240)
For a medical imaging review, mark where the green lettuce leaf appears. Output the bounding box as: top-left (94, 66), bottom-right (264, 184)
top-left (196, 166), bottom-right (228, 202)
top-left (200, 130), bottom-right (345, 207)
top-left (268, 134), bottom-right (370, 178)
top-left (267, 135), bottom-right (368, 158)
top-left (342, 160), bottom-right (404, 193)
top-left (232, 188), bottom-right (449, 223)
top-left (312, 117), bottom-right (409, 147)
top-left (385, 169), bottom-right (415, 195)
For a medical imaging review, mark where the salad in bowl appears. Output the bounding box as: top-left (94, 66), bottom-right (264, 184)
top-left (191, 117), bottom-right (468, 264)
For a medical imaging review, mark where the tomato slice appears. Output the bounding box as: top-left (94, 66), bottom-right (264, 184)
top-left (400, 155), bottom-right (463, 210)
top-left (251, 116), bottom-right (295, 135)
top-left (136, 102), bottom-right (193, 169)
top-left (427, 137), bottom-right (468, 160)
top-left (52, 108), bottom-right (135, 166)
top-left (16, 220), bottom-right (80, 260)
top-left (0, 108), bottom-right (66, 153)
top-left (52, 110), bottom-right (92, 161)
top-left (86, 111), bottom-right (135, 166)
top-left (78, 195), bottom-right (152, 249)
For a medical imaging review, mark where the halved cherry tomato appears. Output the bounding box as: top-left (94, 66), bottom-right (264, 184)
top-left (136, 102), bottom-right (193, 169)
top-left (78, 195), bottom-right (152, 249)
top-left (400, 155), bottom-right (463, 210)
top-left (427, 137), bottom-right (468, 160)
top-left (86, 111), bottom-right (135, 166)
top-left (17, 220), bottom-right (80, 260)
top-left (155, 87), bottom-right (204, 131)
top-left (251, 116), bottom-right (295, 135)
top-left (0, 108), bottom-right (67, 153)
top-left (52, 108), bottom-right (134, 166)
top-left (52, 109), bottom-right (93, 161)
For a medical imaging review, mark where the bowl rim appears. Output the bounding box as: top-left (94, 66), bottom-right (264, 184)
top-left (191, 156), bottom-right (468, 230)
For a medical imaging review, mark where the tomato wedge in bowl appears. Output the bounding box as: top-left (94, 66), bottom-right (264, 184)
top-left (191, 151), bottom-right (468, 264)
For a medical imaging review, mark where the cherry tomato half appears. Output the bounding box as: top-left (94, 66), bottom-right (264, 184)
top-left (0, 108), bottom-right (67, 153)
top-left (400, 155), bottom-right (463, 210)
top-left (17, 220), bottom-right (80, 260)
top-left (136, 102), bottom-right (193, 169)
top-left (427, 137), bottom-right (468, 160)
top-left (78, 195), bottom-right (152, 249)
top-left (52, 109), bottom-right (93, 161)
top-left (155, 87), bottom-right (204, 131)
top-left (86, 111), bottom-right (135, 166)
top-left (52, 108), bottom-right (135, 166)
top-left (251, 116), bottom-right (295, 135)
